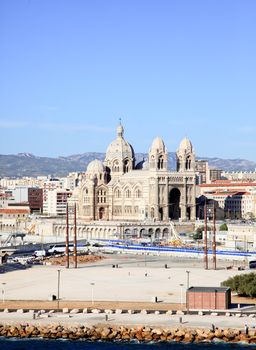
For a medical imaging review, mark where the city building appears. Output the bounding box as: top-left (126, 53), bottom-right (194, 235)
top-left (28, 188), bottom-right (43, 213)
top-left (0, 204), bottom-right (30, 232)
top-left (209, 168), bottom-right (222, 182)
top-left (222, 171), bottom-right (256, 182)
top-left (0, 191), bottom-right (15, 208)
top-left (199, 180), bottom-right (256, 219)
top-left (44, 189), bottom-right (72, 216)
top-left (226, 224), bottom-right (256, 250)
top-left (195, 160), bottom-right (210, 184)
top-left (195, 160), bottom-right (222, 184)
top-left (42, 178), bottom-right (64, 214)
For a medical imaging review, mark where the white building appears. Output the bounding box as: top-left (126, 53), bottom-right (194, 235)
top-left (226, 224), bottom-right (256, 250)
top-left (44, 189), bottom-right (72, 216)
top-left (222, 171), bottom-right (256, 182)
top-left (42, 178), bottom-right (63, 214)
top-left (12, 186), bottom-right (29, 203)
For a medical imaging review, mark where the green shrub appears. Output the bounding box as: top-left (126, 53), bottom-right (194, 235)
top-left (221, 273), bottom-right (256, 297)
top-left (219, 223), bottom-right (228, 231)
top-left (193, 231), bottom-right (202, 240)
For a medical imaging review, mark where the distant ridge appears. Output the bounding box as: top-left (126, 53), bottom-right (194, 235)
top-left (0, 152), bottom-right (255, 177)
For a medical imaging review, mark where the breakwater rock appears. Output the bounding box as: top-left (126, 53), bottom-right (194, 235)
top-left (0, 323), bottom-right (256, 343)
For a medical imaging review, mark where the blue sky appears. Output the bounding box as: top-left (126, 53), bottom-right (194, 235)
top-left (1, 0), bottom-right (256, 161)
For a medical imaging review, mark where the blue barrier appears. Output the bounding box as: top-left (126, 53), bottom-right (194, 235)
top-left (102, 243), bottom-right (256, 257)
top-left (92, 238), bottom-right (256, 258)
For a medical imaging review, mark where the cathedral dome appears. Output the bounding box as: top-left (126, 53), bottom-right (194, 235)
top-left (105, 123), bottom-right (134, 161)
top-left (179, 137), bottom-right (193, 152)
top-left (150, 137), bottom-right (166, 152)
top-left (87, 159), bottom-right (105, 173)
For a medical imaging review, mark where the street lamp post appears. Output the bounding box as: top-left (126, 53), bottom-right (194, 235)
top-left (90, 283), bottom-right (95, 306)
top-left (186, 270), bottom-right (190, 290)
top-left (2, 283), bottom-right (6, 304)
top-left (204, 202), bottom-right (208, 269)
top-left (179, 283), bottom-right (184, 308)
top-left (212, 204), bottom-right (217, 270)
top-left (57, 270), bottom-right (61, 311)
top-left (186, 271), bottom-right (190, 314)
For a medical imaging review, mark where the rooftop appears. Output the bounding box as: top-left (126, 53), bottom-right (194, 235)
top-left (188, 287), bottom-right (230, 293)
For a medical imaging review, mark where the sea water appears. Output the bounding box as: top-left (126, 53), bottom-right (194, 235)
top-left (0, 338), bottom-right (254, 350)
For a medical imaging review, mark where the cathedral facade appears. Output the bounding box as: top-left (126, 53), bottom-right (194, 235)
top-left (77, 123), bottom-right (197, 222)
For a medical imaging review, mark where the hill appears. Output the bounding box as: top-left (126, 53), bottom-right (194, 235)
top-left (0, 152), bottom-right (255, 178)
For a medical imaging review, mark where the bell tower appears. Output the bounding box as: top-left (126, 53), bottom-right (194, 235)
top-left (176, 137), bottom-right (195, 172)
top-left (148, 137), bottom-right (168, 171)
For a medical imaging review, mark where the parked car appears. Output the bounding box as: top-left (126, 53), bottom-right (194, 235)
top-left (33, 249), bottom-right (47, 257)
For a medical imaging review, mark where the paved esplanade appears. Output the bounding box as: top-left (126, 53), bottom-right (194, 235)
top-left (1, 255), bottom-right (248, 303)
top-left (1, 312), bottom-right (256, 330)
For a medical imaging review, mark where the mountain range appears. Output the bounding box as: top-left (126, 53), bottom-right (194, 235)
top-left (0, 152), bottom-right (255, 178)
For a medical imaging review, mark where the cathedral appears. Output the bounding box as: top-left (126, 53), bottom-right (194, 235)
top-left (77, 123), bottom-right (197, 222)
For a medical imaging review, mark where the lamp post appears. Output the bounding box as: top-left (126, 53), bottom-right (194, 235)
top-left (179, 283), bottom-right (184, 308)
top-left (186, 271), bottom-right (190, 314)
top-left (186, 270), bottom-right (190, 290)
top-left (212, 204), bottom-right (217, 270)
top-left (90, 282), bottom-right (95, 306)
top-left (204, 201), bottom-right (208, 269)
top-left (57, 270), bottom-right (61, 311)
top-left (2, 283), bottom-right (6, 304)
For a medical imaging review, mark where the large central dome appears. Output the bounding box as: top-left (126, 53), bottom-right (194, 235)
top-left (105, 123), bottom-right (135, 162)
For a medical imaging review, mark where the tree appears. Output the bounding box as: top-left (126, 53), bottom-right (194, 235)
top-left (193, 231), bottom-right (202, 240)
top-left (221, 273), bottom-right (256, 297)
top-left (194, 225), bottom-right (212, 240)
top-left (196, 226), bottom-right (204, 234)
top-left (219, 223), bottom-right (228, 231)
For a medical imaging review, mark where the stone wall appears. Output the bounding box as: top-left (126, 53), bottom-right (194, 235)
top-left (0, 323), bottom-right (256, 344)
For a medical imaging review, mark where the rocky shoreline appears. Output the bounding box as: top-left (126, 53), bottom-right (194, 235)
top-left (1, 323), bottom-right (256, 344)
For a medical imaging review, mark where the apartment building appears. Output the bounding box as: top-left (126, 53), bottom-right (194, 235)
top-left (200, 180), bottom-right (256, 219)
top-left (44, 189), bottom-right (72, 216)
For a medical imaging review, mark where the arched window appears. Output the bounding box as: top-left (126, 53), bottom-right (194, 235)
top-left (135, 188), bottom-right (142, 198)
top-left (125, 189), bottom-right (131, 198)
top-left (113, 160), bottom-right (119, 172)
top-left (157, 155), bottom-right (164, 169)
top-left (83, 188), bottom-right (89, 203)
top-left (115, 189), bottom-right (121, 198)
top-left (186, 156), bottom-right (191, 170)
top-left (177, 157), bottom-right (181, 172)
top-left (123, 159), bottom-right (129, 173)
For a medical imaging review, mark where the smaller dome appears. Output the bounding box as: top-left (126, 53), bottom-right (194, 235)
top-left (179, 137), bottom-right (193, 151)
top-left (87, 159), bottom-right (104, 173)
top-left (150, 137), bottom-right (166, 152)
